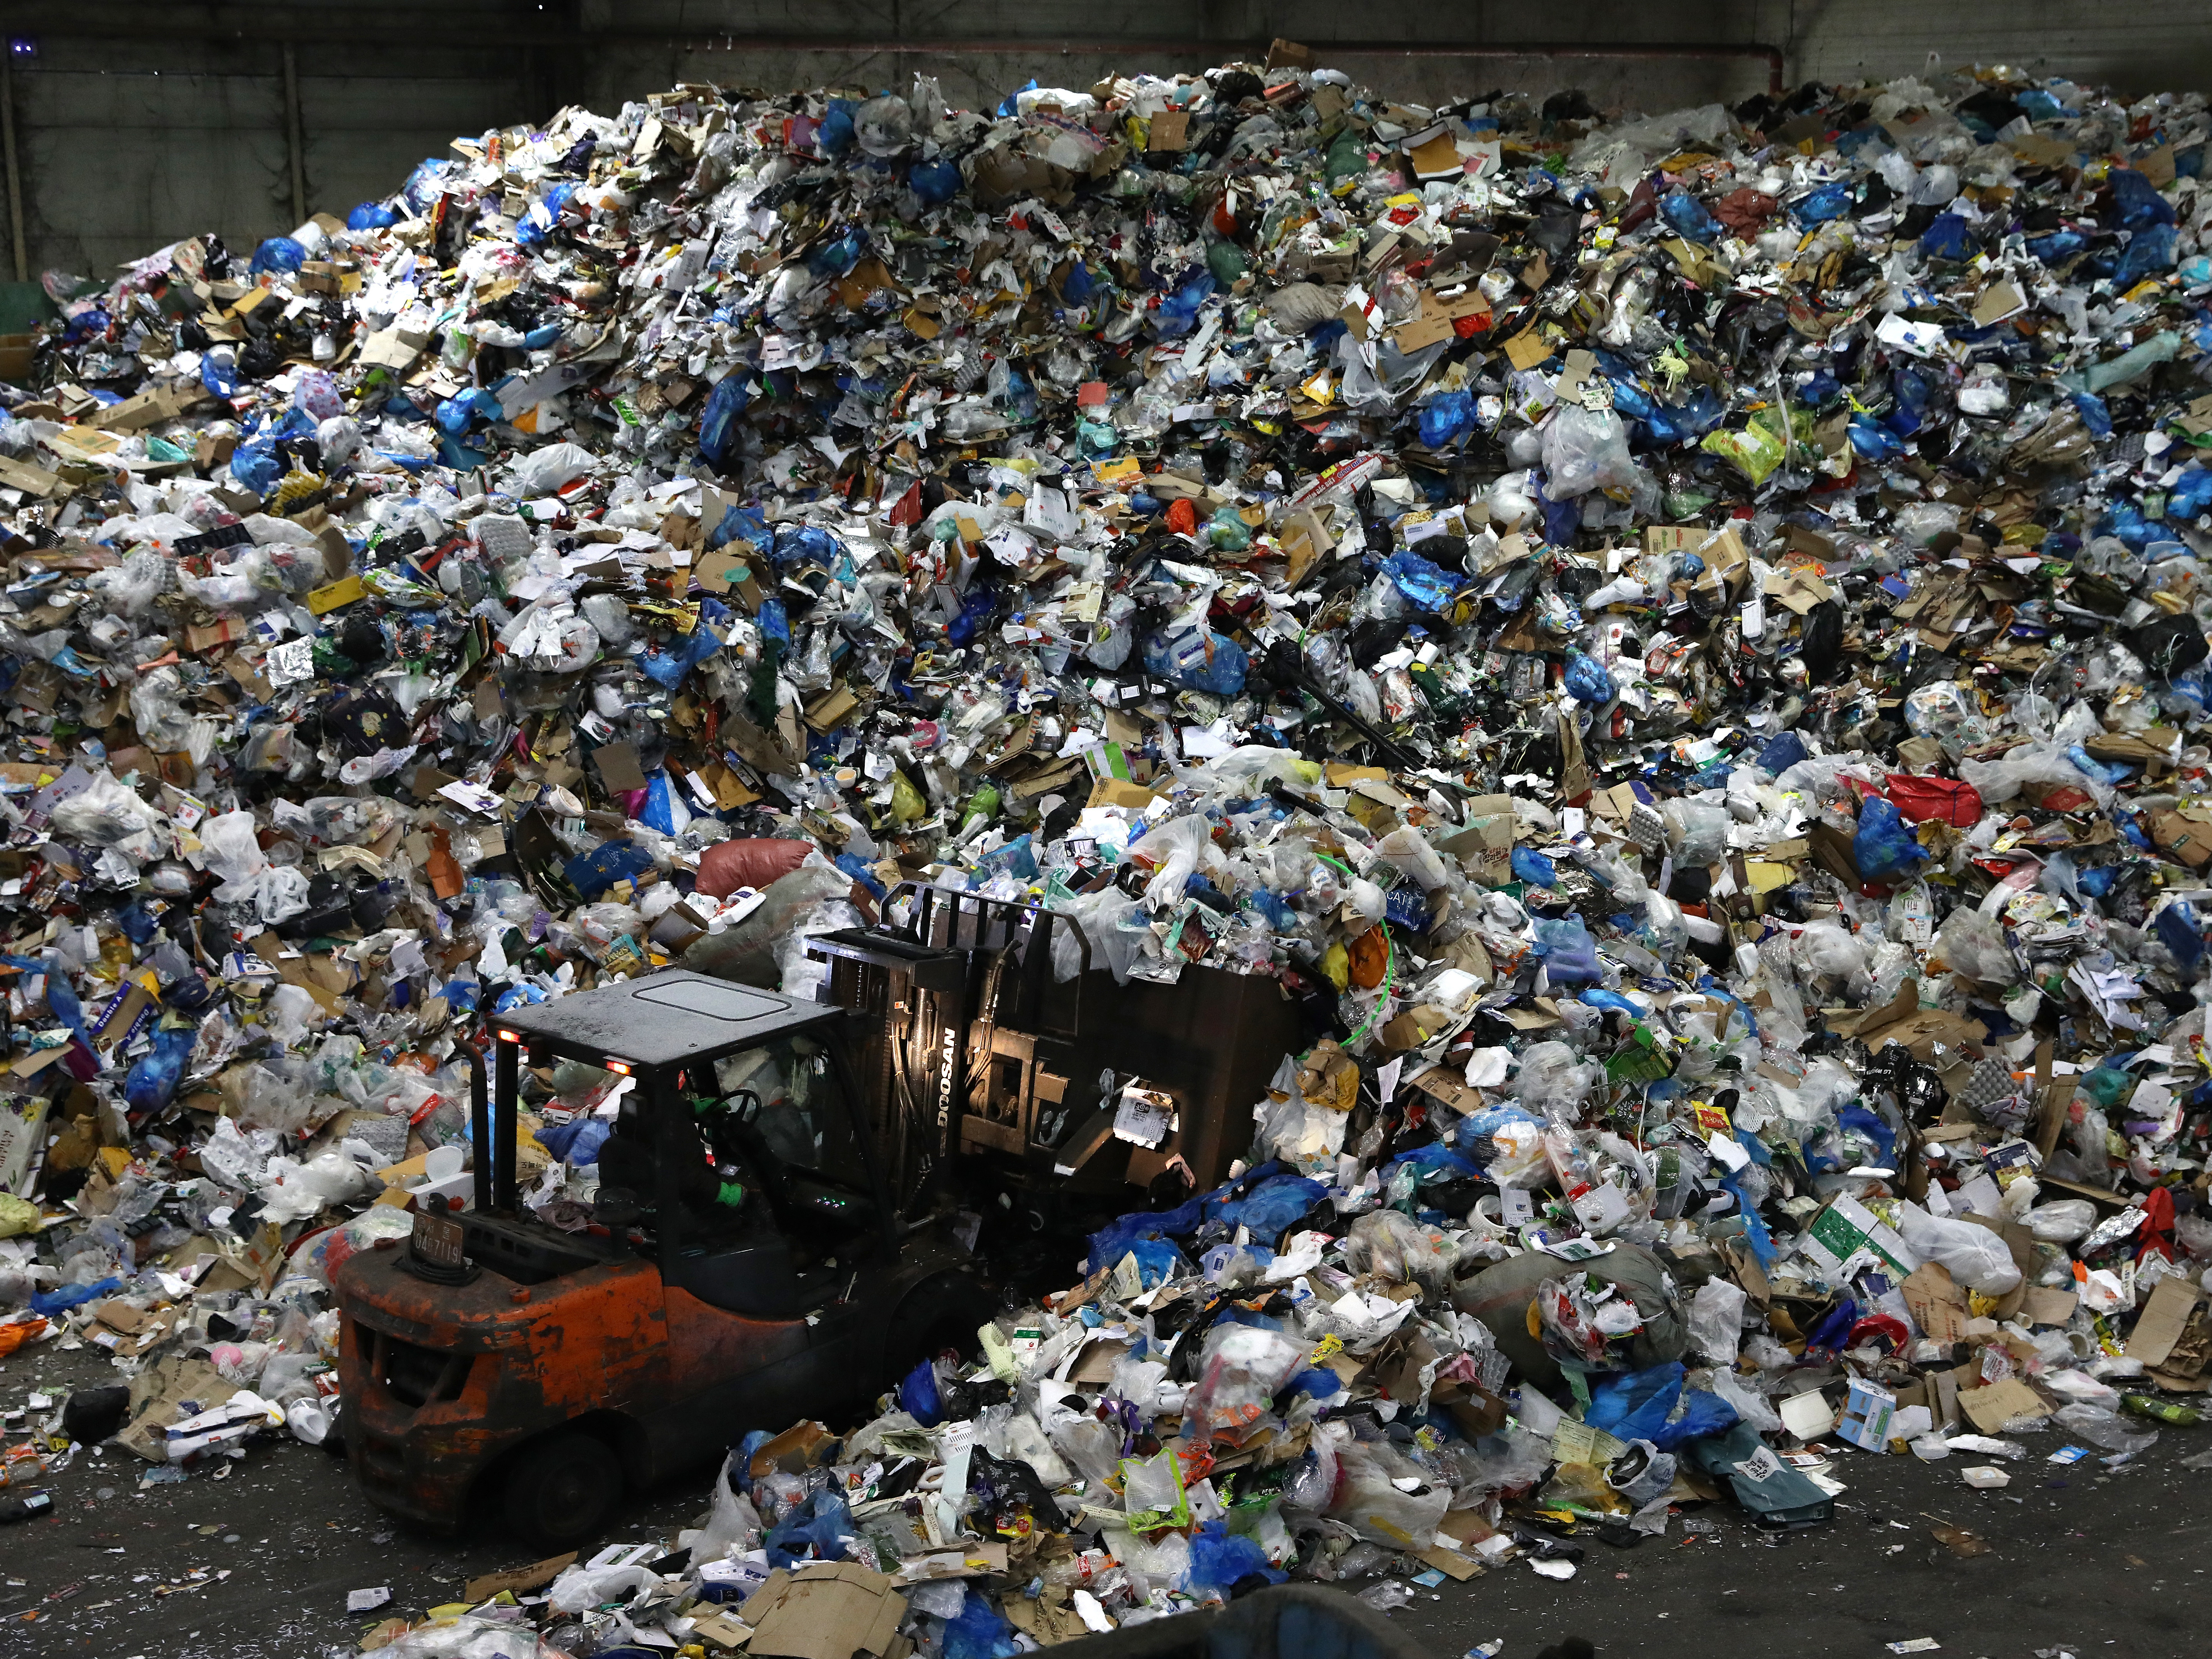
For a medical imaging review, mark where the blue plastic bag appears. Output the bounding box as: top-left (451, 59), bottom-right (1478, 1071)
top-left (1753, 730), bottom-right (1808, 775)
top-left (125, 1025), bottom-right (196, 1113)
top-left (248, 236), bottom-right (307, 276)
top-left (565, 839), bottom-right (655, 900)
top-left (2108, 167), bottom-right (2178, 231)
top-left (1792, 183), bottom-right (1853, 227)
top-left (1383, 550), bottom-right (1458, 612)
top-left (1563, 652), bottom-right (1616, 703)
top-left (1153, 273), bottom-right (1217, 339)
top-left (2156, 900), bottom-right (2207, 969)
top-left (2169, 467), bottom-right (2212, 520)
top-left (635, 621), bottom-right (724, 689)
top-left (942, 1588), bottom-right (1019, 1659)
top-left (638, 771), bottom-right (685, 834)
top-left (1651, 1388), bottom-right (1739, 1451)
top-left (1659, 189), bottom-right (1721, 243)
top-left (1229, 1174), bottom-right (1328, 1241)
top-left (346, 201), bottom-right (398, 231)
top-left (1187, 1520), bottom-right (1287, 1590)
top-left (1534, 915), bottom-right (1603, 987)
top-left (2068, 743), bottom-right (2131, 787)
top-left (1386, 1141), bottom-right (1483, 1185)
top-left (1418, 392), bottom-right (1479, 448)
top-left (2116, 223), bottom-right (2178, 286)
top-left (1143, 626), bottom-right (1248, 695)
top-left (230, 438), bottom-right (284, 496)
top-left (1588, 1362), bottom-right (1684, 1442)
top-left (837, 852), bottom-right (888, 901)
top-left (898, 1358), bottom-right (943, 1426)
top-left (817, 100), bottom-right (857, 158)
top-left (1918, 213), bottom-right (1979, 261)
top-left (1511, 845), bottom-right (1558, 888)
top-left (31, 1278), bottom-right (121, 1318)
top-left (537, 1115), bottom-right (613, 1166)
top-left (697, 371), bottom-right (752, 469)
top-left (910, 158), bottom-right (962, 205)
top-left (764, 1486), bottom-right (860, 1567)
top-left (1852, 795), bottom-right (1925, 882)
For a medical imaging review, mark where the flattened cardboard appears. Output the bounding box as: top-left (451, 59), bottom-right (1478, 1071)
top-left (594, 742), bottom-right (649, 794)
top-left (1085, 778), bottom-right (1157, 811)
top-left (1957, 1376), bottom-right (2045, 1434)
top-left (1407, 1063), bottom-right (1481, 1113)
top-left (2126, 1273), bottom-right (2204, 1369)
top-left (463, 1552), bottom-right (577, 1604)
top-left (1842, 976), bottom-right (1986, 1061)
top-left (1902, 1263), bottom-right (1968, 1345)
top-left (741, 1561), bottom-right (904, 1659)
top-left (2021, 1286), bottom-right (2079, 1327)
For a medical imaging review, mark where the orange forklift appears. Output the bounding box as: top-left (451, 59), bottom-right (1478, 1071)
top-left (334, 886), bottom-right (1300, 1544)
top-left (334, 970), bottom-right (990, 1545)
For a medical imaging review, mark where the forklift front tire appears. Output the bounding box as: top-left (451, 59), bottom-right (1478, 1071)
top-left (502, 1430), bottom-right (621, 1549)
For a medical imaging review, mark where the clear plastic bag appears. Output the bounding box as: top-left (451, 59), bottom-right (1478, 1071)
top-left (2025, 1199), bottom-right (2097, 1243)
top-left (1707, 1366), bottom-right (1783, 1433)
top-left (1510, 1040), bottom-right (1598, 1117)
top-left (1183, 1323), bottom-right (1307, 1444)
top-left (1663, 798), bottom-right (1731, 863)
top-left (689, 1449), bottom-right (765, 1564)
top-left (1048, 1412), bottom-right (1127, 1489)
top-left (1540, 405), bottom-right (1637, 497)
top-left (1342, 1209), bottom-right (1456, 1289)
top-left (1326, 1436), bottom-right (1447, 1549)
top-left (2051, 1401), bottom-right (2158, 1457)
top-left (1792, 920), bottom-right (1866, 985)
top-left (1686, 1278), bottom-right (1747, 1366)
top-left (1933, 906), bottom-right (2018, 985)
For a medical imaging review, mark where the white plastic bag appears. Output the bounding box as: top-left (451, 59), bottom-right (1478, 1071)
top-left (1896, 1203), bottom-right (2022, 1293)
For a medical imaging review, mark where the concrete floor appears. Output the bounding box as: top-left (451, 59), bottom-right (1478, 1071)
top-left (0, 1337), bottom-right (2205, 1659)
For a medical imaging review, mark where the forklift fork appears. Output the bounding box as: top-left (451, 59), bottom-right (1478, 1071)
top-left (807, 884), bottom-right (1090, 1199)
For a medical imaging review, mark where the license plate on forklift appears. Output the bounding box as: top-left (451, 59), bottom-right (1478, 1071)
top-left (411, 1210), bottom-right (466, 1270)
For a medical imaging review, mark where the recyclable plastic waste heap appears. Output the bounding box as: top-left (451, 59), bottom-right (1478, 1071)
top-left (3, 48), bottom-right (2212, 1658)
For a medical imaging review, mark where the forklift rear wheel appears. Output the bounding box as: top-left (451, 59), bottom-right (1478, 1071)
top-left (502, 1431), bottom-right (620, 1548)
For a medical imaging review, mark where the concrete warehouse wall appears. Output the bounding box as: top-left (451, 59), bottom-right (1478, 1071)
top-left (0, 0), bottom-right (2205, 282)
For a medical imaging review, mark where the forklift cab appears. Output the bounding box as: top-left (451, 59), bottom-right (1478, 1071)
top-left (489, 973), bottom-right (898, 1318)
top-left (334, 972), bottom-right (984, 1547)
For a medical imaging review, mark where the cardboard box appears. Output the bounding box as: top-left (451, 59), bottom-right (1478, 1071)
top-left (1835, 1379), bottom-right (1897, 1451)
top-left (0, 1097), bottom-right (47, 1195)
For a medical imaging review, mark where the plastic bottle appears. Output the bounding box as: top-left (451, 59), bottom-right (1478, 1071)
top-left (0, 1447), bottom-right (48, 1488)
top-left (2120, 1394), bottom-right (2200, 1426)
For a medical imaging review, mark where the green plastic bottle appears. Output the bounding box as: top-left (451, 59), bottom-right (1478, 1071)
top-left (2121, 1393), bottom-right (2200, 1426)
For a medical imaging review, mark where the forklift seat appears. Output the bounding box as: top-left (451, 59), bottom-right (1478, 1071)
top-left (666, 1231), bottom-right (844, 1320)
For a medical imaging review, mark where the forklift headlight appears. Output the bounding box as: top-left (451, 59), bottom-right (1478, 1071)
top-left (604, 1059), bottom-right (632, 1075)
top-left (495, 1029), bottom-right (522, 1044)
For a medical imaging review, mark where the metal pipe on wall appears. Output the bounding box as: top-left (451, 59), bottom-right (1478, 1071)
top-left (281, 41), bottom-right (306, 228)
top-left (0, 60), bottom-right (23, 285)
top-left (0, 12), bottom-right (1790, 96)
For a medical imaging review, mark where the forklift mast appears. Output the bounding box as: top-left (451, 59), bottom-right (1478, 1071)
top-left (807, 884), bottom-right (1086, 1211)
top-left (805, 883), bottom-right (1304, 1214)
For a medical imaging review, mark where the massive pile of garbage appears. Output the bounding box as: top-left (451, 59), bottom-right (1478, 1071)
top-left (1, 41), bottom-right (2211, 1655)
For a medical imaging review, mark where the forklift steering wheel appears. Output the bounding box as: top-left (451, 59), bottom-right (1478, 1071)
top-left (706, 1098), bottom-right (800, 1230)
